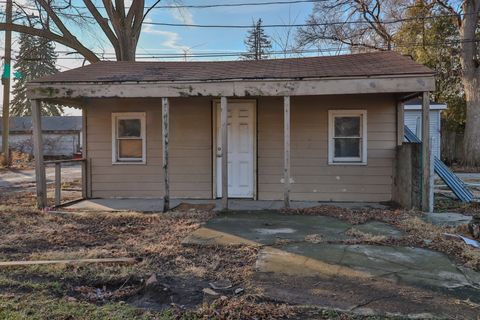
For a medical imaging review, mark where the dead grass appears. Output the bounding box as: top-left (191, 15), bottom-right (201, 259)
top-left (0, 178), bottom-right (85, 210)
top-left (304, 233), bottom-right (325, 244)
top-left (187, 295), bottom-right (296, 320)
top-left (0, 205), bottom-right (259, 284)
top-left (345, 228), bottom-right (387, 243)
top-left (282, 205), bottom-right (411, 225)
top-left (0, 150), bottom-right (33, 169)
top-left (395, 217), bottom-right (480, 270)
top-left (434, 195), bottom-right (480, 215)
top-left (0, 190), bottom-right (271, 319)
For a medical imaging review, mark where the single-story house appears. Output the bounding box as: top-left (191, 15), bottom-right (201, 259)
top-left (26, 51), bottom-right (436, 211)
top-left (0, 116), bottom-right (82, 157)
top-left (404, 99), bottom-right (446, 159)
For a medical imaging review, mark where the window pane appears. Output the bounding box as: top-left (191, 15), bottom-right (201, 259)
top-left (334, 117), bottom-right (360, 137)
top-left (118, 119), bottom-right (141, 137)
top-left (119, 139), bottom-right (142, 159)
top-left (334, 138), bottom-right (360, 158)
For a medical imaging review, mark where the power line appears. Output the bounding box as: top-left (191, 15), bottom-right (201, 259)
top-left (1, 0), bottom-right (322, 10)
top-left (7, 37), bottom-right (478, 61)
top-left (3, 8), bottom-right (476, 29)
top-left (141, 11), bottom-right (478, 28)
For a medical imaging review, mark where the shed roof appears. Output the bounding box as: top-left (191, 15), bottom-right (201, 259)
top-left (31, 51), bottom-right (433, 84)
top-left (0, 116), bottom-right (82, 133)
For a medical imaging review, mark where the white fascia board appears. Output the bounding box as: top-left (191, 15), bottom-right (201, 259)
top-left (27, 75), bottom-right (436, 100)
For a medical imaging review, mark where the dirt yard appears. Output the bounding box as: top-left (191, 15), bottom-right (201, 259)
top-left (1, 188), bottom-right (480, 319)
top-left (0, 190), bottom-right (337, 320)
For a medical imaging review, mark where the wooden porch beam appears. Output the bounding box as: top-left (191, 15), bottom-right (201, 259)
top-left (284, 96), bottom-right (291, 208)
top-left (27, 76), bottom-right (436, 100)
top-left (31, 99), bottom-right (47, 209)
top-left (221, 97), bottom-right (228, 210)
top-left (421, 92), bottom-right (432, 212)
top-left (162, 97), bottom-right (170, 212)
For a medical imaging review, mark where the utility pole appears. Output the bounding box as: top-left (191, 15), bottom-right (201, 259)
top-left (1, 0), bottom-right (12, 166)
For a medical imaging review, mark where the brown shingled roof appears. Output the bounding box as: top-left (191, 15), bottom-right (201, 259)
top-left (32, 51), bottom-right (433, 84)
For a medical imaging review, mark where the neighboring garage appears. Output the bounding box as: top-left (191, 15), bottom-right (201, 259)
top-left (0, 116), bottom-right (82, 157)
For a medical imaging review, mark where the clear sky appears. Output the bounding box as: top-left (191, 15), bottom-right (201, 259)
top-left (0, 0), bottom-right (317, 115)
top-left (136, 0), bottom-right (315, 60)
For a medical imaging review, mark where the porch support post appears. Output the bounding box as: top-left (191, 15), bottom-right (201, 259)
top-left (54, 163), bottom-right (61, 206)
top-left (221, 97), bottom-right (228, 210)
top-left (81, 107), bottom-right (89, 199)
top-left (284, 96), bottom-right (291, 208)
top-left (396, 100), bottom-right (405, 146)
top-left (31, 99), bottom-right (47, 209)
top-left (421, 92), bottom-right (432, 212)
top-left (162, 97), bottom-right (170, 212)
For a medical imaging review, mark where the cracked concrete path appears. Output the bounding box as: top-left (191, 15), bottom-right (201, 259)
top-left (183, 211), bottom-right (480, 318)
top-left (184, 211), bottom-right (403, 246)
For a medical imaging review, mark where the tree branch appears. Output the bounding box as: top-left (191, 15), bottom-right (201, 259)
top-left (434, 0), bottom-right (462, 26)
top-left (82, 0), bottom-right (120, 56)
top-left (35, 0), bottom-right (77, 39)
top-left (0, 23), bottom-right (99, 62)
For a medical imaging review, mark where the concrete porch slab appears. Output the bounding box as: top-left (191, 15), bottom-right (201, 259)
top-left (64, 198), bottom-right (388, 212)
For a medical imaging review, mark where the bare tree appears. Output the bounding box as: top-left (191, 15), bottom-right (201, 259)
top-left (432, 0), bottom-right (480, 165)
top-left (297, 0), bottom-right (407, 52)
top-left (0, 0), bottom-right (168, 62)
top-left (271, 10), bottom-right (302, 58)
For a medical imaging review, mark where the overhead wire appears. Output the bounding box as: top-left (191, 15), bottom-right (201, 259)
top-left (0, 2), bottom-right (477, 62)
top-left (0, 0), bottom-right (326, 10)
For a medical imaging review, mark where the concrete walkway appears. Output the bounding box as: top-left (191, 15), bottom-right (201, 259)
top-left (183, 211), bottom-right (480, 318)
top-left (66, 198), bottom-right (388, 212)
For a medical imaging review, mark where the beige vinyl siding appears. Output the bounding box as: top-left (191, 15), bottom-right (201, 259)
top-left (86, 94), bottom-right (395, 202)
top-left (86, 98), bottom-right (212, 198)
top-left (257, 94), bottom-right (396, 202)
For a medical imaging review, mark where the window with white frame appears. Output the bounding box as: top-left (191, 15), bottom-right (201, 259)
top-left (112, 112), bottom-right (146, 164)
top-left (328, 110), bottom-right (367, 165)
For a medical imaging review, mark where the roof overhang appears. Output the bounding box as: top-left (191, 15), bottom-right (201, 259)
top-left (27, 74), bottom-right (435, 101)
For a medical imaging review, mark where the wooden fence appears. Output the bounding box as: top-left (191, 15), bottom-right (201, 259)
top-left (441, 127), bottom-right (464, 164)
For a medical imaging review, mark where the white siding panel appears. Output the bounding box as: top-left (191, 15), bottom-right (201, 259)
top-left (404, 110), bottom-right (441, 158)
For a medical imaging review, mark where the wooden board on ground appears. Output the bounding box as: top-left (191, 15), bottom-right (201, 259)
top-left (0, 257), bottom-right (138, 267)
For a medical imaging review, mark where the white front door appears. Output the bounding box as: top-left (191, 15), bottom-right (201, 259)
top-left (216, 101), bottom-right (255, 198)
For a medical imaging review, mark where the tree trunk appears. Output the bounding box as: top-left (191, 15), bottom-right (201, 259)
top-left (463, 74), bottom-right (480, 165)
top-left (117, 31), bottom-right (138, 61)
top-left (459, 0), bottom-right (480, 166)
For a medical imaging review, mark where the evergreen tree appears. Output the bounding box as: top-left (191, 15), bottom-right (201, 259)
top-left (242, 19), bottom-right (272, 60)
top-left (11, 33), bottom-right (63, 116)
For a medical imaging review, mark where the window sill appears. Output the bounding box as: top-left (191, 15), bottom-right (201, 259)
top-left (328, 161), bottom-right (367, 166)
top-left (112, 161), bottom-right (146, 165)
